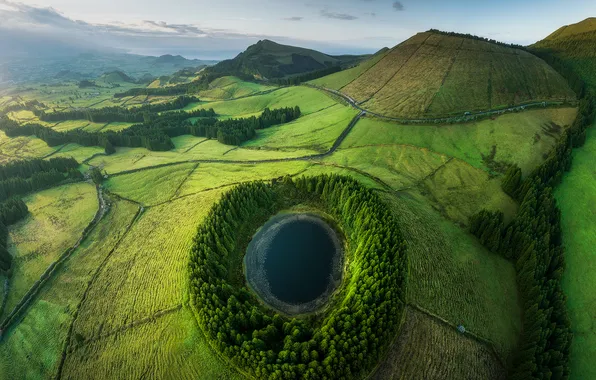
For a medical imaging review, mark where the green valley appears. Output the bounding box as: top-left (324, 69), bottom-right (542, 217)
top-left (0, 7), bottom-right (594, 380)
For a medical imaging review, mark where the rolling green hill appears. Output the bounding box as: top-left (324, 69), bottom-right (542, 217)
top-left (206, 39), bottom-right (369, 79)
top-left (314, 30), bottom-right (575, 118)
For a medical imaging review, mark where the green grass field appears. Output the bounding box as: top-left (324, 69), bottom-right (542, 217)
top-left (186, 86), bottom-right (337, 118)
top-left (384, 193), bottom-right (520, 360)
top-left (1, 183), bottom-right (97, 322)
top-left (343, 109), bottom-right (577, 173)
top-left (0, 197), bottom-right (139, 379)
top-left (324, 143), bottom-right (517, 224)
top-left (555, 125), bottom-right (596, 379)
top-left (199, 76), bottom-right (275, 100)
top-left (61, 189), bottom-right (237, 379)
top-left (0, 130), bottom-right (58, 163)
top-left (242, 104), bottom-right (357, 152)
top-left (104, 162), bottom-right (197, 205)
top-left (176, 161), bottom-right (310, 197)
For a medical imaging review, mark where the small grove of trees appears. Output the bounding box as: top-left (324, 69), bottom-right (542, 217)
top-left (35, 96), bottom-right (201, 123)
top-left (468, 62), bottom-right (594, 379)
top-left (0, 157), bottom-right (78, 181)
top-left (0, 198), bottom-right (29, 272)
top-left (272, 66), bottom-right (342, 86)
top-left (0, 106), bottom-right (300, 154)
top-left (0, 169), bottom-right (82, 204)
top-left (189, 174), bottom-right (408, 379)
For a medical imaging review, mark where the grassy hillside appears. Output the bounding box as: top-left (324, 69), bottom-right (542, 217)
top-left (318, 31), bottom-right (575, 118)
top-left (206, 39), bottom-right (368, 79)
top-left (308, 48), bottom-right (389, 89)
top-left (198, 76), bottom-right (275, 100)
top-left (533, 18), bottom-right (596, 379)
top-left (532, 18), bottom-right (596, 88)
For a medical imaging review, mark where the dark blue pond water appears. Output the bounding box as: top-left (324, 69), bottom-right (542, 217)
top-left (264, 217), bottom-right (337, 304)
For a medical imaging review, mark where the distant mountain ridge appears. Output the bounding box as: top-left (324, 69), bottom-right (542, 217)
top-left (206, 39), bottom-right (369, 79)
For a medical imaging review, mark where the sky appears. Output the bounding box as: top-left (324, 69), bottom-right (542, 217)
top-left (0, 0), bottom-right (595, 60)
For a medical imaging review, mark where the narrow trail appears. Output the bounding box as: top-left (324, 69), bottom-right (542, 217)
top-left (0, 186), bottom-right (109, 337)
top-left (55, 204), bottom-right (144, 380)
top-left (407, 303), bottom-right (506, 369)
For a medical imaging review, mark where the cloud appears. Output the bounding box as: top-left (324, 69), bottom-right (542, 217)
top-left (393, 1), bottom-right (405, 11)
top-left (284, 16), bottom-right (304, 21)
top-left (320, 10), bottom-right (358, 21)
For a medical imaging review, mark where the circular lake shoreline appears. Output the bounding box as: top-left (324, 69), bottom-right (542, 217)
top-left (244, 212), bottom-right (344, 316)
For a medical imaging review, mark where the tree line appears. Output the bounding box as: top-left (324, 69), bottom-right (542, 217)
top-left (35, 96), bottom-right (202, 123)
top-left (0, 157), bottom-right (79, 181)
top-left (469, 60), bottom-right (595, 379)
top-left (272, 66), bottom-right (342, 86)
top-left (0, 159), bottom-right (82, 203)
top-left (0, 198), bottom-right (28, 272)
top-left (0, 106), bottom-right (300, 153)
top-left (427, 29), bottom-right (528, 51)
top-left (189, 174), bottom-right (408, 379)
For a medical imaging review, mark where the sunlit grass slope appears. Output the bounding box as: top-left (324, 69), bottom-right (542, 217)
top-left (318, 31), bottom-right (574, 118)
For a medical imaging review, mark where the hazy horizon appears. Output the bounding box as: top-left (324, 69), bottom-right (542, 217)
top-left (1, 0), bottom-right (595, 61)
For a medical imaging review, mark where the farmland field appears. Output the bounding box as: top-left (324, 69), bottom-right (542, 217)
top-left (0, 197), bottom-right (139, 379)
top-left (342, 108), bottom-right (577, 173)
top-left (373, 307), bottom-right (506, 380)
top-left (242, 104), bottom-right (358, 152)
top-left (1, 183), bottom-right (97, 322)
top-left (199, 76), bottom-right (274, 100)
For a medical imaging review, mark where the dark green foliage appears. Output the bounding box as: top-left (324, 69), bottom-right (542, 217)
top-left (501, 164), bottom-right (523, 198)
top-left (0, 157), bottom-right (78, 181)
top-left (0, 198), bottom-right (29, 226)
top-left (428, 29), bottom-right (528, 50)
top-left (78, 80), bottom-right (97, 88)
top-left (36, 96), bottom-right (201, 123)
top-left (0, 106), bottom-right (299, 153)
top-left (89, 167), bottom-right (104, 185)
top-left (0, 197), bottom-right (29, 272)
top-left (188, 175), bottom-right (408, 379)
top-left (0, 157), bottom-right (81, 203)
top-left (273, 66), bottom-right (342, 86)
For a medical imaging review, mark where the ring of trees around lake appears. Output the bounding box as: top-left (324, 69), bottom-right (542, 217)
top-left (188, 174), bottom-right (408, 379)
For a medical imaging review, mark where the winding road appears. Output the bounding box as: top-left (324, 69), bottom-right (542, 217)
top-left (304, 83), bottom-right (575, 124)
